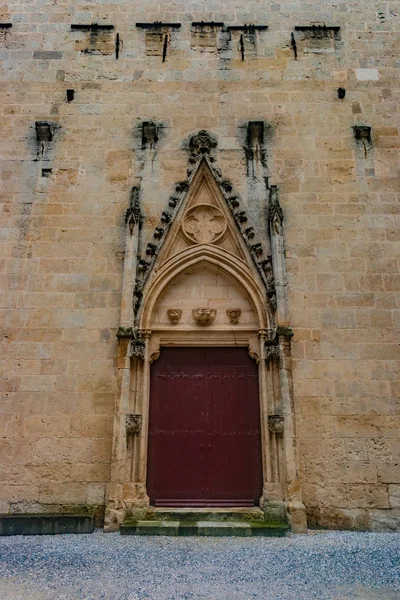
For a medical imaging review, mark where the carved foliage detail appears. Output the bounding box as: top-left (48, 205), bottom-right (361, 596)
top-left (189, 130), bottom-right (217, 157)
top-left (192, 307), bottom-right (217, 325)
top-left (167, 309), bottom-right (182, 324)
top-left (226, 308), bottom-right (242, 324)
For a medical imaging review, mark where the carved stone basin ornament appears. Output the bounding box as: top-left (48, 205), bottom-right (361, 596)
top-left (226, 308), bottom-right (242, 324)
top-left (167, 308), bottom-right (182, 324)
top-left (192, 307), bottom-right (217, 325)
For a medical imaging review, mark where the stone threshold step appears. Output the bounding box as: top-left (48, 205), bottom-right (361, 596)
top-left (146, 507), bottom-right (264, 522)
top-left (120, 520), bottom-right (288, 537)
top-left (0, 514), bottom-right (95, 536)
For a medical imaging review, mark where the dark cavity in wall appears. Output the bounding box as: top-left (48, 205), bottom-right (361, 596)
top-left (245, 121), bottom-right (267, 178)
top-left (353, 125), bottom-right (374, 176)
top-left (142, 122), bottom-right (158, 149)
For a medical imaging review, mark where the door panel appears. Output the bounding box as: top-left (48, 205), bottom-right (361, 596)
top-left (147, 347), bottom-right (263, 506)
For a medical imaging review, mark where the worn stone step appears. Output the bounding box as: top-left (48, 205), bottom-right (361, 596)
top-left (146, 507), bottom-right (265, 522)
top-left (0, 514), bottom-right (95, 536)
top-left (120, 520), bottom-right (288, 537)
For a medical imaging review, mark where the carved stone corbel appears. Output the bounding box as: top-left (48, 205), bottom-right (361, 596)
top-left (126, 414), bottom-right (142, 434)
top-left (116, 326), bottom-right (134, 339)
top-left (192, 307), bottom-right (217, 325)
top-left (167, 309), bottom-right (182, 324)
top-left (277, 325), bottom-right (294, 339)
top-left (268, 414), bottom-right (284, 434)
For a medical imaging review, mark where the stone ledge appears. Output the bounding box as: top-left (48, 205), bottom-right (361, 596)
top-left (120, 520), bottom-right (288, 537)
top-left (0, 514), bottom-right (95, 536)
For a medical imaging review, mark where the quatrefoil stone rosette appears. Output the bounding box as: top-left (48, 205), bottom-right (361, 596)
top-left (182, 204), bottom-right (227, 245)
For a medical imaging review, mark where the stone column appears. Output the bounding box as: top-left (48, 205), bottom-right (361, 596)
top-left (268, 186), bottom-right (307, 533)
top-left (104, 188), bottom-right (141, 532)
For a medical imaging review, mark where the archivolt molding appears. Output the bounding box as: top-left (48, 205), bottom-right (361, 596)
top-left (138, 245), bottom-right (272, 331)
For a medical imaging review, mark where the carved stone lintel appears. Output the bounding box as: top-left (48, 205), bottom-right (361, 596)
top-left (268, 185), bottom-right (284, 230)
top-left (189, 130), bottom-right (217, 158)
top-left (167, 308), bottom-right (182, 324)
top-left (268, 414), bottom-right (284, 434)
top-left (226, 308), bottom-right (241, 324)
top-left (126, 414), bottom-right (142, 434)
top-left (125, 186), bottom-right (141, 230)
top-left (192, 307), bottom-right (216, 325)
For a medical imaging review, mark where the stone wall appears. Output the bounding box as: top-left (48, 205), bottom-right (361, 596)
top-left (0, 0), bottom-right (399, 528)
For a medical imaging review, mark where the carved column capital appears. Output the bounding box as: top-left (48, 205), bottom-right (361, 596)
top-left (126, 414), bottom-right (142, 434)
top-left (139, 329), bottom-right (152, 340)
top-left (268, 414), bottom-right (284, 434)
top-left (265, 339), bottom-right (280, 360)
top-left (130, 329), bottom-right (150, 360)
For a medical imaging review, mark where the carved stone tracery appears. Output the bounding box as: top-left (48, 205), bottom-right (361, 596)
top-left (182, 204), bottom-right (226, 244)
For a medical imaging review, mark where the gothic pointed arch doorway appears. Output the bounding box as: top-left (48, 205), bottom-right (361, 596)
top-left (104, 133), bottom-right (307, 532)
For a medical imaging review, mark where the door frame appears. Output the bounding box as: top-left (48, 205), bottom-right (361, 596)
top-left (125, 328), bottom-right (283, 512)
top-left (146, 345), bottom-right (264, 507)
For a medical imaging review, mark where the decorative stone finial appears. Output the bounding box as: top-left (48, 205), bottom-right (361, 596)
top-left (189, 130), bottom-right (217, 157)
top-left (125, 186), bottom-right (141, 228)
top-left (268, 185), bottom-right (284, 228)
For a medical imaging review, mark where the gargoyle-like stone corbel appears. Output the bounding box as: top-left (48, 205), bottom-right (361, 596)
top-left (125, 186), bottom-right (141, 233)
top-left (277, 324), bottom-right (294, 338)
top-left (126, 414), bottom-right (142, 434)
top-left (268, 414), bottom-right (284, 434)
top-left (189, 130), bottom-right (217, 158)
top-left (268, 185), bottom-right (284, 233)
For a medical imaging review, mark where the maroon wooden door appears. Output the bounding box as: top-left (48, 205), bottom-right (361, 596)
top-left (147, 347), bottom-right (263, 507)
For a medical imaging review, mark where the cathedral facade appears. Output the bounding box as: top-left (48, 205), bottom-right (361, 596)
top-left (1, 0), bottom-right (399, 532)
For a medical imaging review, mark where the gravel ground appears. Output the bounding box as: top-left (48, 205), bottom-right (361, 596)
top-left (0, 530), bottom-right (399, 600)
